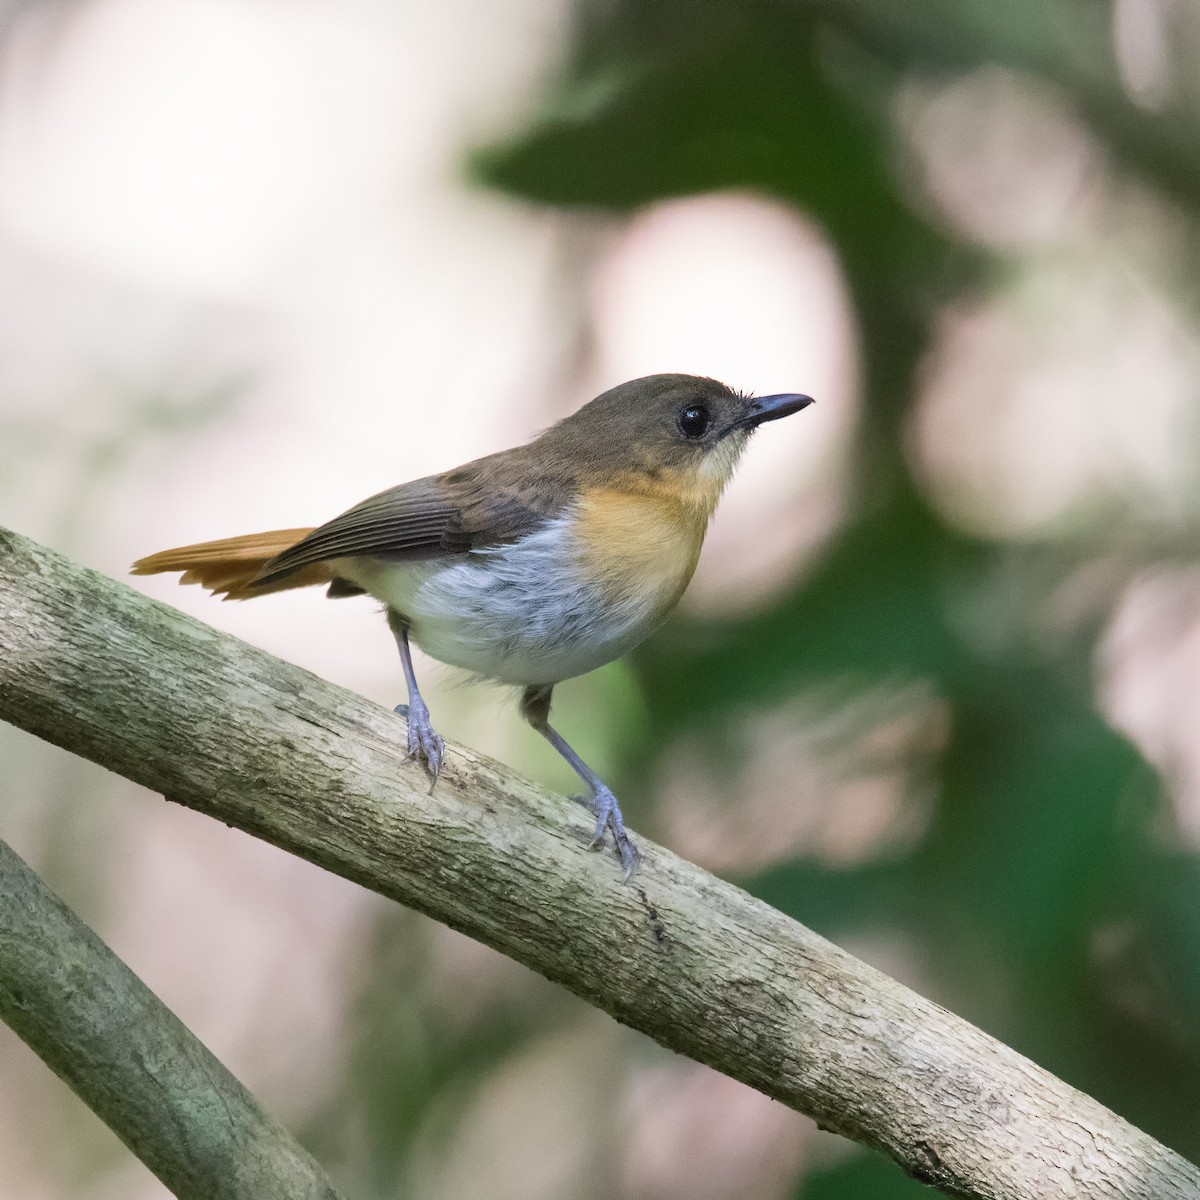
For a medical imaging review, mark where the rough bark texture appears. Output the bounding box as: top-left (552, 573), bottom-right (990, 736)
top-left (1, 524), bottom-right (1197, 1200)
top-left (0, 836), bottom-right (343, 1199)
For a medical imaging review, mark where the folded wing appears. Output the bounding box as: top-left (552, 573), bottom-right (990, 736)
top-left (132, 464), bottom-right (554, 600)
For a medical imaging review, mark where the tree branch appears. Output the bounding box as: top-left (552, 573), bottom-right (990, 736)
top-left (0, 835), bottom-right (344, 1199)
top-left (0, 524), bottom-right (1196, 1200)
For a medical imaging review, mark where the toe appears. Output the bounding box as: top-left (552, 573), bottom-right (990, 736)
top-left (586, 787), bottom-right (640, 880)
top-left (408, 726), bottom-right (440, 771)
top-left (588, 809), bottom-right (608, 849)
top-left (616, 834), bottom-right (641, 882)
top-left (424, 731), bottom-right (446, 778)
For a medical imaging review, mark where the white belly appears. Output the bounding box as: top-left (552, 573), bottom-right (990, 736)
top-left (336, 515), bottom-right (673, 685)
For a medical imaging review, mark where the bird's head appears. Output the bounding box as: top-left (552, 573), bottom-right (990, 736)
top-left (539, 373), bottom-right (814, 504)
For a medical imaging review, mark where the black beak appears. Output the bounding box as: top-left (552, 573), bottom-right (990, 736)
top-left (734, 392), bottom-right (815, 431)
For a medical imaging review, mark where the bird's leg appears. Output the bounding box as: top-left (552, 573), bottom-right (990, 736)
top-left (388, 611), bottom-right (445, 780)
top-left (520, 685), bottom-right (640, 880)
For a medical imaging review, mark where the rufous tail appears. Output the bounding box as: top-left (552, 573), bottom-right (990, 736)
top-left (131, 528), bottom-right (323, 600)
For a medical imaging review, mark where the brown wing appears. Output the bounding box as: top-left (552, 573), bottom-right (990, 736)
top-left (254, 464), bottom-right (553, 586)
top-left (133, 451), bottom-right (565, 600)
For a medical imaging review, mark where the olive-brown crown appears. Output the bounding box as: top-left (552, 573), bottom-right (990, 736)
top-left (534, 374), bottom-right (754, 476)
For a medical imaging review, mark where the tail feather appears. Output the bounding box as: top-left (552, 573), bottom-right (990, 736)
top-left (132, 528), bottom-right (325, 600)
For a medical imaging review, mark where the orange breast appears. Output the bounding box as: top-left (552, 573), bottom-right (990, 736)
top-left (573, 470), bottom-right (716, 616)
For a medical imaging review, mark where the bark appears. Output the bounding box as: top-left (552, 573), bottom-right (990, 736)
top-left (1, 524), bottom-right (1197, 1200)
top-left (0, 836), bottom-right (343, 1199)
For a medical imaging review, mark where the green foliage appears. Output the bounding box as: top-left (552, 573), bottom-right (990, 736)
top-left (799, 1149), bottom-right (939, 1199)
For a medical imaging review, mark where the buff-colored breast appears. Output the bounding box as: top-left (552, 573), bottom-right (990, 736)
top-left (572, 468), bottom-right (718, 620)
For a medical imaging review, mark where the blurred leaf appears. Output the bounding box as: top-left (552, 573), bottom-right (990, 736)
top-left (815, 0), bottom-right (1200, 212)
top-left (1133, 852), bottom-right (1200, 1032)
top-left (798, 1148), bottom-right (938, 1198)
top-left (925, 669), bottom-right (1156, 959)
top-left (473, 0), bottom-right (963, 308)
top-left (640, 495), bottom-right (978, 735)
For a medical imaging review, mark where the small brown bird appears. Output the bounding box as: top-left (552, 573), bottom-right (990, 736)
top-left (133, 374), bottom-right (813, 877)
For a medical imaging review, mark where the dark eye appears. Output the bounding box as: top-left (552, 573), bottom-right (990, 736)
top-left (678, 404), bottom-right (710, 439)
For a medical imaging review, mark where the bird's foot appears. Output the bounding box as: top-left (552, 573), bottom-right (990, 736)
top-left (585, 785), bottom-right (640, 881)
top-left (393, 699), bottom-right (445, 781)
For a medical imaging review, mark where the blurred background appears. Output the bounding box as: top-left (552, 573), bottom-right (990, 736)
top-left (2, 0), bottom-right (1200, 1196)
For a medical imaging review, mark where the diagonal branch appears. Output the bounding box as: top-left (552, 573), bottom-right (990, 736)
top-left (0, 524), bottom-right (1196, 1200)
top-left (0, 836), bottom-right (345, 1199)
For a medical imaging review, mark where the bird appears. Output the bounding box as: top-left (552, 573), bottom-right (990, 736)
top-left (132, 373), bottom-right (814, 878)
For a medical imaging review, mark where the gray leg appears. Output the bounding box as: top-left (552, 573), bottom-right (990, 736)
top-left (387, 612), bottom-right (445, 779)
top-left (520, 685), bottom-right (640, 880)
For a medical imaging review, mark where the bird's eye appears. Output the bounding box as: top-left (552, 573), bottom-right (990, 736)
top-left (678, 404), bottom-right (710, 439)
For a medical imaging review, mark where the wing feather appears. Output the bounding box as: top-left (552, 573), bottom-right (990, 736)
top-left (254, 469), bottom-right (551, 585)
